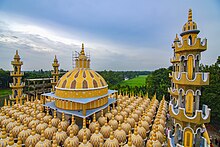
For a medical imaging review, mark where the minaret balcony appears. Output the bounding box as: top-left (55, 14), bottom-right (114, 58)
top-left (170, 57), bottom-right (180, 63)
top-left (174, 38), bottom-right (207, 53)
top-left (10, 72), bottom-right (24, 77)
top-left (168, 87), bottom-right (179, 97)
top-left (169, 101), bottom-right (211, 124)
top-left (9, 82), bottom-right (25, 88)
top-left (51, 72), bottom-right (59, 76)
top-left (172, 72), bottom-right (209, 86)
top-left (11, 61), bottom-right (23, 65)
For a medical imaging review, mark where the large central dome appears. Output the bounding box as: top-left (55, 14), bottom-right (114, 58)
top-left (52, 43), bottom-right (110, 111)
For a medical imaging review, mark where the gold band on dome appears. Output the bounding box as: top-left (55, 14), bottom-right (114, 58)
top-left (55, 85), bottom-right (108, 91)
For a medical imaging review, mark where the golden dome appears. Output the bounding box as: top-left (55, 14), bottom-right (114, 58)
top-left (108, 114), bottom-right (118, 131)
top-left (55, 123), bottom-right (68, 145)
top-left (18, 120), bottom-right (31, 144)
top-left (18, 109), bottom-right (28, 122)
top-left (111, 103), bottom-right (117, 115)
top-left (123, 131), bottom-right (135, 147)
top-left (151, 132), bottom-right (162, 147)
top-left (1, 113), bottom-right (12, 127)
top-left (16, 137), bottom-right (22, 147)
top-left (52, 135), bottom-right (59, 147)
top-left (90, 123), bottom-right (104, 147)
top-left (131, 112), bottom-right (139, 122)
top-left (51, 110), bottom-right (60, 128)
top-left (104, 106), bottom-right (112, 120)
top-left (45, 119), bottom-right (57, 140)
top-left (60, 113), bottom-right (69, 131)
top-left (89, 114), bottom-right (100, 133)
top-left (0, 111), bottom-right (7, 124)
top-left (0, 125), bottom-right (8, 147)
top-left (114, 121), bottom-right (126, 145)
top-left (43, 108), bottom-right (52, 123)
top-left (100, 117), bottom-right (111, 139)
top-left (137, 121), bottom-right (147, 140)
top-left (131, 124), bottom-right (143, 147)
top-left (115, 111), bottom-right (124, 123)
top-left (182, 9), bottom-right (198, 33)
top-left (121, 116), bottom-right (131, 135)
top-left (35, 130), bottom-right (51, 147)
top-left (56, 68), bottom-right (107, 91)
top-left (79, 130), bottom-right (93, 147)
top-left (98, 110), bottom-right (105, 126)
top-left (5, 116), bottom-right (17, 133)
top-left (36, 106), bottom-right (46, 120)
top-left (7, 131), bottom-right (16, 147)
top-left (25, 125), bottom-right (41, 147)
top-left (127, 113), bottom-right (135, 128)
top-left (11, 118), bottom-right (24, 138)
top-left (36, 118), bottom-right (48, 134)
top-left (140, 116), bottom-right (150, 133)
top-left (64, 128), bottom-right (79, 147)
top-left (103, 127), bottom-right (119, 147)
top-left (77, 118), bottom-right (91, 142)
top-left (28, 112), bottom-right (40, 129)
top-left (67, 115), bottom-right (79, 136)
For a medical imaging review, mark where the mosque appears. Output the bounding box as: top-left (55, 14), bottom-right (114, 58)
top-left (0, 9), bottom-right (211, 147)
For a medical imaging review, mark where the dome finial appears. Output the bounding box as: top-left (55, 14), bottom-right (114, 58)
top-left (81, 43), bottom-right (85, 55)
top-left (188, 9), bottom-right (192, 22)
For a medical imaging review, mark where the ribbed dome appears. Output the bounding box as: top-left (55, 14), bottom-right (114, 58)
top-left (35, 130), bottom-right (51, 147)
top-left (64, 128), bottom-right (79, 147)
top-left (55, 123), bottom-right (68, 145)
top-left (67, 115), bottom-right (79, 136)
top-left (89, 114), bottom-right (100, 133)
top-left (78, 118), bottom-right (91, 142)
top-left (18, 120), bottom-right (31, 144)
top-left (25, 125), bottom-right (41, 147)
top-left (103, 128), bottom-right (119, 147)
top-left (56, 69), bottom-right (107, 90)
top-left (90, 123), bottom-right (103, 147)
top-left (44, 119), bottom-right (57, 140)
top-left (114, 121), bottom-right (126, 145)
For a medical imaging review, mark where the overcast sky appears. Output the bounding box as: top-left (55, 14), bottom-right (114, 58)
top-left (0, 0), bottom-right (219, 71)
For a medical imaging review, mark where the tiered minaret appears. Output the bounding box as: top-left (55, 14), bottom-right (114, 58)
top-left (168, 9), bottom-right (211, 147)
top-left (10, 50), bottom-right (25, 104)
top-left (51, 55), bottom-right (60, 92)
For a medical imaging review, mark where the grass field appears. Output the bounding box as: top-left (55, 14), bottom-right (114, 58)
top-left (119, 75), bottom-right (147, 87)
top-left (0, 89), bottom-right (11, 97)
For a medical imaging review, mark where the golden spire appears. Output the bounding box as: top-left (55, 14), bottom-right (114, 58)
top-left (54, 55), bottom-right (58, 62)
top-left (69, 128), bottom-right (74, 138)
top-left (54, 110), bottom-right (57, 118)
top-left (52, 134), bottom-right (58, 147)
top-left (31, 124), bottom-right (36, 135)
top-left (188, 9), bottom-right (192, 22)
top-left (95, 123), bottom-right (99, 134)
top-left (134, 123), bottom-right (138, 135)
top-left (4, 99), bottom-right (7, 106)
top-left (40, 130), bottom-right (45, 142)
top-left (83, 118), bottom-right (86, 129)
top-left (82, 129), bottom-right (87, 144)
top-left (81, 43), bottom-right (85, 55)
top-left (1, 125), bottom-right (7, 139)
top-left (109, 127), bottom-right (114, 140)
top-left (17, 137), bottom-right (22, 147)
top-left (62, 112), bottom-right (65, 121)
top-left (127, 131), bottom-right (132, 146)
top-left (93, 113), bottom-right (96, 122)
top-left (71, 115), bottom-right (75, 124)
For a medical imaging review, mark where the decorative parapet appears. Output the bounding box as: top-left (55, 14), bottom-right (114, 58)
top-left (11, 61), bottom-right (23, 65)
top-left (170, 57), bottom-right (180, 63)
top-left (174, 38), bottom-right (207, 53)
top-left (171, 72), bottom-right (209, 86)
top-left (9, 82), bottom-right (25, 88)
top-left (169, 102), bottom-right (211, 124)
top-left (168, 87), bottom-right (179, 97)
top-left (10, 71), bottom-right (24, 77)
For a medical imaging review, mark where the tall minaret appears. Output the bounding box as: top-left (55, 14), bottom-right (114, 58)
top-left (51, 55), bottom-right (59, 92)
top-left (168, 9), bottom-right (211, 147)
top-left (10, 50), bottom-right (25, 104)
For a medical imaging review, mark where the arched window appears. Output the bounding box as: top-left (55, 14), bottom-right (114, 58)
top-left (188, 35), bottom-right (192, 45)
top-left (61, 80), bottom-right (67, 88)
top-left (71, 80), bottom-right (76, 89)
top-left (83, 80), bottom-right (88, 89)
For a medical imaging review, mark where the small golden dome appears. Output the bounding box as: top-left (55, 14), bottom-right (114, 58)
top-left (55, 123), bottom-right (68, 145)
top-left (89, 113), bottom-right (100, 134)
top-left (115, 111), bottom-right (124, 123)
top-left (36, 118), bottom-right (48, 134)
top-left (18, 109), bottom-right (28, 122)
top-left (140, 116), bottom-right (150, 133)
top-left (77, 118), bottom-right (91, 142)
top-left (98, 110), bottom-right (105, 126)
top-left (79, 130), bottom-right (93, 147)
top-left (131, 124), bottom-right (143, 147)
top-left (123, 131), bottom-right (135, 147)
top-left (52, 135), bottom-right (59, 147)
top-left (103, 127), bottom-right (119, 147)
top-left (121, 116), bottom-right (131, 135)
top-left (120, 108), bottom-right (128, 118)
top-left (35, 130), bottom-right (51, 147)
top-left (6, 115), bottom-right (17, 133)
top-left (0, 111), bottom-right (7, 124)
top-left (100, 117), bottom-right (111, 139)
top-left (105, 106), bottom-right (112, 120)
top-left (182, 9), bottom-right (198, 32)
top-left (16, 137), bottom-right (22, 147)
top-left (64, 128), bottom-right (79, 147)
top-left (18, 120), bottom-right (31, 144)
top-left (11, 118), bottom-right (24, 138)
top-left (152, 132), bottom-right (162, 147)
top-left (7, 132), bottom-right (16, 147)
top-left (25, 125), bottom-right (41, 147)
top-left (51, 110), bottom-right (60, 128)
top-left (108, 114), bottom-right (118, 131)
top-left (28, 112), bottom-right (40, 129)
top-left (36, 106), bottom-right (46, 120)
top-left (67, 115), bottom-right (79, 136)
top-left (127, 113), bottom-right (135, 128)
top-left (60, 113), bottom-right (69, 131)
top-left (131, 112), bottom-right (139, 122)
top-left (90, 123), bottom-right (104, 147)
top-left (137, 121), bottom-right (147, 140)
top-left (23, 114), bottom-right (33, 125)
top-left (43, 107), bottom-right (52, 123)
top-left (1, 113), bottom-right (12, 128)
top-left (45, 119), bottom-right (57, 140)
top-left (111, 103), bottom-right (117, 115)
top-left (114, 121), bottom-right (126, 145)
top-left (0, 125), bottom-right (8, 146)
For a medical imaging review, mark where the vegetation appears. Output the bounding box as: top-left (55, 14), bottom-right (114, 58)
top-left (119, 75), bottom-right (148, 87)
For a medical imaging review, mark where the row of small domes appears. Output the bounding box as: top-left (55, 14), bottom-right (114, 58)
top-left (0, 94), bottom-right (167, 147)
